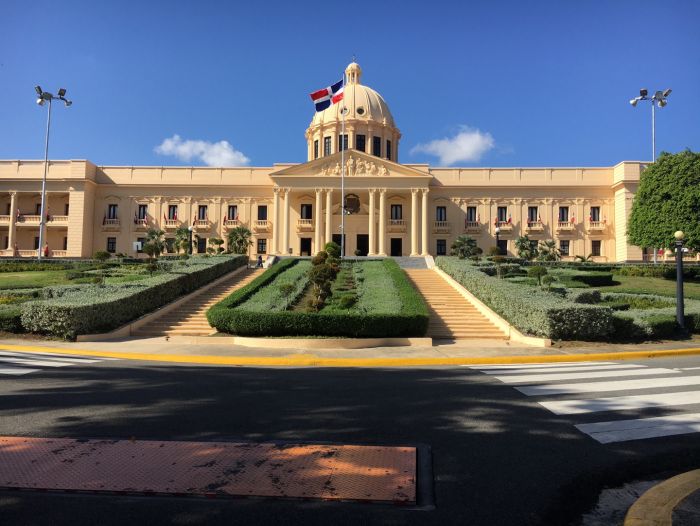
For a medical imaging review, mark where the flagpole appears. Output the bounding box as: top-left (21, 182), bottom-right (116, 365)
top-left (340, 73), bottom-right (346, 259)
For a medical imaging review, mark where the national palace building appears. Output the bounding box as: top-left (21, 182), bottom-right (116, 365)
top-left (0, 62), bottom-right (646, 262)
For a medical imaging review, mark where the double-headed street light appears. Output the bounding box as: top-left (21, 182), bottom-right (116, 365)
top-left (35, 86), bottom-right (72, 260)
top-left (630, 88), bottom-right (671, 162)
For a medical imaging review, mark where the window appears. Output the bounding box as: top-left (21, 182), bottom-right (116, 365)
top-left (323, 136), bottom-right (332, 156)
top-left (257, 205), bottom-right (268, 221)
top-left (257, 238), bottom-right (267, 254)
top-left (560, 240), bottom-right (570, 256)
top-left (591, 240), bottom-right (601, 257)
top-left (497, 206), bottom-right (508, 222)
top-left (390, 204), bottom-right (402, 220)
top-left (355, 134), bottom-right (366, 152)
top-left (137, 204), bottom-right (148, 220)
top-left (35, 203), bottom-right (42, 215)
top-left (314, 140), bottom-right (319, 159)
top-left (64, 203), bottom-right (70, 215)
top-left (34, 236), bottom-right (40, 250)
top-left (528, 206), bottom-right (539, 222)
top-left (137, 237), bottom-right (145, 253)
top-left (590, 206), bottom-right (601, 222)
top-left (228, 205), bottom-right (238, 220)
top-left (168, 205), bottom-right (178, 220)
top-left (466, 206), bottom-right (477, 222)
top-left (106, 237), bottom-right (116, 253)
top-left (197, 237), bottom-right (207, 254)
top-left (558, 206), bottom-right (569, 222)
top-left (338, 134), bottom-right (348, 152)
top-left (300, 204), bottom-right (313, 220)
top-left (198, 205), bottom-right (208, 221)
top-left (344, 194), bottom-right (360, 214)
top-left (436, 239), bottom-right (447, 255)
top-left (372, 136), bottom-right (381, 157)
top-left (108, 204), bottom-right (118, 219)
top-left (497, 239), bottom-right (508, 255)
top-left (386, 140), bottom-right (392, 160)
top-left (63, 237), bottom-right (68, 250)
top-left (436, 206), bottom-right (447, 222)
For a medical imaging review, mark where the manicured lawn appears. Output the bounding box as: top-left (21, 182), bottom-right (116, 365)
top-left (606, 275), bottom-right (700, 300)
top-left (0, 270), bottom-right (71, 289)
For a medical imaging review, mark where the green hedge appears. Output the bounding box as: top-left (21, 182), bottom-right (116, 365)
top-left (21, 255), bottom-right (247, 339)
top-left (208, 258), bottom-right (429, 337)
top-left (0, 306), bottom-right (23, 332)
top-left (436, 257), bottom-right (614, 340)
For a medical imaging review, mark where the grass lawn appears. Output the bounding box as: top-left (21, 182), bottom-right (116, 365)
top-left (606, 275), bottom-right (700, 300)
top-left (0, 270), bottom-right (70, 289)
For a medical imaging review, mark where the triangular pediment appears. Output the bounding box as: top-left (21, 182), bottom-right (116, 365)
top-left (270, 150), bottom-right (432, 179)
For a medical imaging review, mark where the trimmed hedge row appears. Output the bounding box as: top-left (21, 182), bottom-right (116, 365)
top-left (208, 258), bottom-right (429, 337)
top-left (436, 257), bottom-right (614, 340)
top-left (0, 306), bottom-right (23, 332)
top-left (21, 255), bottom-right (247, 340)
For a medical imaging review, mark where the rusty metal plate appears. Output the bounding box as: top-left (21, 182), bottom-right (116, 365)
top-left (0, 437), bottom-right (416, 504)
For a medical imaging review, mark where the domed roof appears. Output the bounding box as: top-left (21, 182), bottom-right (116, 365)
top-left (309, 62), bottom-right (396, 129)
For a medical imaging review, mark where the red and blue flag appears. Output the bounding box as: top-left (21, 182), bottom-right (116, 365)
top-left (309, 78), bottom-right (344, 112)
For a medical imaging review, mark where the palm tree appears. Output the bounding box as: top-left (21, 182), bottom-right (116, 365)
top-left (174, 227), bottom-right (191, 254)
top-left (574, 253), bottom-right (594, 262)
top-left (143, 228), bottom-right (166, 259)
top-left (450, 235), bottom-right (480, 259)
top-left (537, 239), bottom-right (561, 262)
top-left (226, 226), bottom-right (253, 255)
top-left (515, 235), bottom-right (538, 260)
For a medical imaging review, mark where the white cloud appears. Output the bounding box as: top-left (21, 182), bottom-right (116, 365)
top-left (410, 126), bottom-right (495, 165)
top-left (154, 135), bottom-right (250, 167)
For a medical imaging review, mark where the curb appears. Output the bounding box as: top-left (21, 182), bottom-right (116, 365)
top-left (2, 343), bottom-right (700, 367)
top-left (624, 469), bottom-right (700, 525)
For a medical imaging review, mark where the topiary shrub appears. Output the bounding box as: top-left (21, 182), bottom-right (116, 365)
top-left (93, 251), bottom-right (111, 262)
top-left (527, 266), bottom-right (548, 286)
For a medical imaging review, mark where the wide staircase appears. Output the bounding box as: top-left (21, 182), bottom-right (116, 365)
top-left (133, 268), bottom-right (262, 338)
top-left (404, 269), bottom-right (508, 340)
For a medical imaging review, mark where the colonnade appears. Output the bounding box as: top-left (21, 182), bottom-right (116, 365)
top-left (270, 186), bottom-right (430, 257)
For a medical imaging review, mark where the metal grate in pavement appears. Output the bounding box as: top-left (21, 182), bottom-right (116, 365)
top-left (0, 437), bottom-right (416, 504)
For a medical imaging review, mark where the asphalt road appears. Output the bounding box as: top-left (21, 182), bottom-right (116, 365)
top-left (3, 353), bottom-right (700, 525)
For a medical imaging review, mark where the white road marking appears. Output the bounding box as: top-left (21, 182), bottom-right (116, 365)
top-left (517, 375), bottom-right (700, 396)
top-left (0, 356), bottom-right (72, 368)
top-left (0, 350), bottom-right (109, 363)
top-left (539, 391), bottom-right (700, 415)
top-left (481, 364), bottom-right (647, 375)
top-left (576, 413), bottom-right (700, 444)
top-left (466, 362), bottom-right (615, 370)
top-left (678, 367), bottom-right (700, 371)
top-left (495, 368), bottom-right (679, 384)
top-left (0, 366), bottom-right (40, 376)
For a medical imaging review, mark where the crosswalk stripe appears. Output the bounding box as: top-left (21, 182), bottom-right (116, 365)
top-left (539, 390), bottom-right (700, 415)
top-left (575, 413), bottom-right (700, 444)
top-left (0, 366), bottom-right (40, 376)
top-left (481, 364), bottom-right (647, 375)
top-left (466, 362), bottom-right (615, 370)
top-left (494, 368), bottom-right (679, 385)
top-left (0, 356), bottom-right (72, 368)
top-left (0, 350), bottom-right (114, 362)
top-left (516, 375), bottom-right (700, 396)
top-left (0, 352), bottom-right (101, 364)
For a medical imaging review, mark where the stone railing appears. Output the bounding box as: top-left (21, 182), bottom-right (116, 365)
top-left (102, 218), bottom-right (121, 230)
top-left (556, 221), bottom-right (575, 231)
top-left (587, 221), bottom-right (606, 231)
top-left (463, 221), bottom-right (481, 233)
top-left (525, 220), bottom-right (544, 231)
top-left (495, 221), bottom-right (513, 231)
top-left (223, 219), bottom-right (241, 229)
top-left (17, 215), bottom-right (41, 224)
top-left (51, 250), bottom-right (67, 257)
top-left (253, 220), bottom-right (271, 232)
top-left (0, 215), bottom-right (9, 224)
top-left (134, 218), bottom-right (148, 229)
top-left (48, 215), bottom-right (68, 224)
top-left (163, 219), bottom-right (180, 229)
top-left (387, 219), bottom-right (406, 232)
top-left (433, 221), bottom-right (452, 234)
top-left (297, 219), bottom-right (314, 232)
top-left (193, 219), bottom-right (211, 230)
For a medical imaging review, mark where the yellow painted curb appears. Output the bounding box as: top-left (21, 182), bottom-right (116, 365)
top-left (2, 343), bottom-right (700, 367)
top-left (624, 469), bottom-right (700, 526)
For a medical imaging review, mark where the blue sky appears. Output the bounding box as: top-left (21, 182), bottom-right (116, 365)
top-left (2, 0), bottom-right (699, 168)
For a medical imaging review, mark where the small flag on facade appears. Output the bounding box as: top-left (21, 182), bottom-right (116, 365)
top-left (309, 78), bottom-right (345, 112)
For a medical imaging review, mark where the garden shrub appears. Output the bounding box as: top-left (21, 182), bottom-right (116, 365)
top-left (236, 260), bottom-right (310, 312)
top-left (0, 305), bottom-right (23, 332)
top-left (0, 262), bottom-right (71, 272)
top-left (21, 255), bottom-right (246, 339)
top-left (436, 256), bottom-right (614, 340)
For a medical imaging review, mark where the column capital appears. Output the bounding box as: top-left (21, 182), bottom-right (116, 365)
top-left (273, 187), bottom-right (281, 195)
top-left (411, 188), bottom-right (420, 195)
top-left (326, 188), bottom-right (334, 194)
top-left (421, 187), bottom-right (430, 195)
top-left (378, 188), bottom-right (387, 195)
top-left (282, 187), bottom-right (291, 194)
top-left (9, 191), bottom-right (17, 197)
top-left (314, 187), bottom-right (323, 194)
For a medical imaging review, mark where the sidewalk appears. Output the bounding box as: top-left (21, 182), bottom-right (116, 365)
top-left (1, 335), bottom-right (700, 366)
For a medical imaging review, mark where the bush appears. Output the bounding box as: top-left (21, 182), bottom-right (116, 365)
top-left (527, 266), bottom-right (548, 285)
top-left (436, 256), bottom-right (614, 340)
top-left (0, 305), bottom-right (23, 332)
top-left (21, 255), bottom-right (247, 339)
top-left (93, 251), bottom-right (111, 261)
top-left (0, 262), bottom-right (71, 272)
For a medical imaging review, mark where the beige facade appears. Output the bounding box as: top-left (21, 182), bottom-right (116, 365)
top-left (0, 62), bottom-right (647, 261)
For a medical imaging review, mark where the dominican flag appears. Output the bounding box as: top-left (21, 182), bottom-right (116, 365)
top-left (309, 78), bottom-right (344, 112)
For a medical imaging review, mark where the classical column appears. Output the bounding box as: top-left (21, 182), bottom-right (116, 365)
top-left (314, 188), bottom-right (323, 254)
top-left (271, 187), bottom-right (280, 254)
top-left (368, 189), bottom-right (376, 256)
top-left (325, 188), bottom-right (333, 248)
top-left (378, 189), bottom-right (387, 256)
top-left (421, 188), bottom-right (429, 256)
top-left (8, 192), bottom-right (17, 254)
top-left (282, 188), bottom-right (290, 255)
top-left (410, 188), bottom-right (419, 256)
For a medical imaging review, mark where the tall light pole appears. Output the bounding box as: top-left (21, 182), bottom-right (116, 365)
top-left (630, 88), bottom-right (672, 162)
top-left (35, 86), bottom-right (72, 260)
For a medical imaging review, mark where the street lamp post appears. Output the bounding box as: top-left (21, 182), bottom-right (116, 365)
top-left (188, 226), bottom-right (193, 255)
top-left (495, 226), bottom-right (501, 254)
top-left (674, 230), bottom-right (686, 331)
top-left (629, 88), bottom-right (672, 163)
top-left (35, 86), bottom-right (72, 260)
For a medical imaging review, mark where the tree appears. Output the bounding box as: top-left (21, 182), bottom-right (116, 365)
top-left (628, 151), bottom-right (700, 251)
top-left (515, 235), bottom-right (538, 260)
top-left (174, 227), bottom-right (191, 254)
top-left (142, 228), bottom-right (165, 260)
top-left (226, 226), bottom-right (253, 255)
top-left (537, 240), bottom-right (561, 262)
top-left (527, 265), bottom-right (548, 286)
top-left (208, 237), bottom-right (225, 254)
top-left (574, 254), bottom-right (594, 262)
top-left (450, 235), bottom-right (479, 259)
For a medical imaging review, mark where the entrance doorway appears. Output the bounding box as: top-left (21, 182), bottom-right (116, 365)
top-left (197, 237), bottom-right (207, 254)
top-left (390, 238), bottom-right (402, 257)
top-left (356, 234), bottom-right (369, 256)
top-left (300, 238), bottom-right (312, 256)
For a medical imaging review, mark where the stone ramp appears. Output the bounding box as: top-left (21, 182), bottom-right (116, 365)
top-left (404, 269), bottom-right (508, 340)
top-left (133, 267), bottom-right (262, 337)
top-left (393, 256), bottom-right (429, 269)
